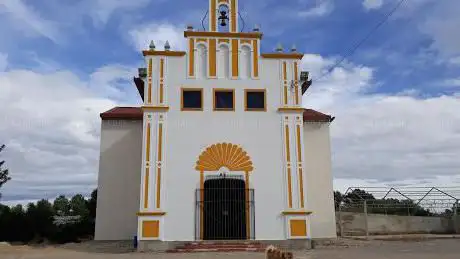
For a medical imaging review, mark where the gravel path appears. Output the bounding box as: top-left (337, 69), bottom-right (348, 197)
top-left (1, 239), bottom-right (459, 259)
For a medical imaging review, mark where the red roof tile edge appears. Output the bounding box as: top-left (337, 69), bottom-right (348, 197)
top-left (100, 107), bottom-right (334, 122)
top-left (100, 107), bottom-right (143, 120)
top-left (303, 109), bottom-right (335, 123)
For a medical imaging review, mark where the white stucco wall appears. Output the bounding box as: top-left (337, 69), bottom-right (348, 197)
top-left (95, 120), bottom-right (142, 240)
top-left (303, 122), bottom-right (337, 239)
top-left (153, 56), bottom-right (289, 241)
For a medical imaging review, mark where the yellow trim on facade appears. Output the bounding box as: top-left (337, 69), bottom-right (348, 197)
top-left (142, 220), bottom-right (160, 238)
top-left (231, 39), bottom-right (239, 78)
top-left (261, 53), bottom-right (304, 59)
top-left (285, 123), bottom-right (291, 166)
top-left (196, 142), bottom-right (253, 240)
top-left (143, 122), bottom-right (151, 209)
top-left (218, 39), bottom-right (230, 44)
top-left (245, 171), bottom-right (250, 238)
top-left (252, 40), bottom-right (259, 78)
top-left (285, 123), bottom-right (293, 208)
top-left (159, 59), bottom-right (165, 104)
top-left (213, 88), bottom-right (236, 111)
top-left (244, 89), bottom-right (267, 111)
top-left (189, 39), bottom-right (195, 77)
top-left (184, 31), bottom-right (263, 39)
top-left (147, 59), bottom-right (153, 104)
top-left (294, 62), bottom-right (299, 105)
top-left (137, 211), bottom-right (166, 216)
top-left (240, 39), bottom-right (252, 45)
top-left (196, 38), bottom-right (208, 43)
top-left (296, 125), bottom-right (302, 162)
top-left (287, 168), bottom-right (293, 209)
top-left (296, 125), bottom-right (305, 208)
top-left (141, 106), bottom-right (170, 112)
top-left (298, 168), bottom-right (305, 208)
top-left (283, 62), bottom-right (288, 105)
top-left (144, 168), bottom-right (150, 209)
top-left (200, 170), bottom-right (204, 240)
top-left (290, 219), bottom-right (307, 237)
top-left (281, 211), bottom-right (313, 216)
top-left (195, 143), bottom-right (254, 172)
top-left (278, 107), bottom-right (305, 112)
top-left (156, 123), bottom-right (163, 209)
top-left (209, 38), bottom-right (217, 77)
top-left (211, 0), bottom-right (217, 31)
top-left (231, 0), bottom-right (237, 33)
top-left (143, 50), bottom-right (186, 57)
top-left (181, 88), bottom-right (204, 111)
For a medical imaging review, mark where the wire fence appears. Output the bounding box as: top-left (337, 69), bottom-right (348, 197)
top-left (336, 187), bottom-right (460, 237)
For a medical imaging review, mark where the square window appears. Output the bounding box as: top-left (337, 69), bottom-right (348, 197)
top-left (182, 89), bottom-right (203, 111)
top-left (214, 89), bottom-right (235, 111)
top-left (245, 90), bottom-right (266, 111)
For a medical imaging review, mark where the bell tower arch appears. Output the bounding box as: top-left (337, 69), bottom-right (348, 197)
top-left (209, 0), bottom-right (239, 32)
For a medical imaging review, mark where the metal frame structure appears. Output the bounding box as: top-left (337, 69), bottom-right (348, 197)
top-left (336, 186), bottom-right (460, 237)
top-left (341, 187), bottom-right (460, 213)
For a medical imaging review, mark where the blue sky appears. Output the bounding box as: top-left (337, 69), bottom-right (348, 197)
top-left (0, 0), bottom-right (460, 204)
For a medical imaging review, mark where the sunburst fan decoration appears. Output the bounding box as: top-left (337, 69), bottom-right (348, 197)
top-left (195, 143), bottom-right (254, 172)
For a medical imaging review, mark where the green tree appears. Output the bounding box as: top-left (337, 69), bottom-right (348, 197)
top-left (70, 194), bottom-right (89, 217)
top-left (0, 204), bottom-right (11, 241)
top-left (334, 191), bottom-right (343, 210)
top-left (344, 189), bottom-right (376, 203)
top-left (26, 200), bottom-right (55, 242)
top-left (53, 195), bottom-right (70, 215)
top-left (0, 144), bottom-right (11, 199)
top-left (87, 189), bottom-right (97, 219)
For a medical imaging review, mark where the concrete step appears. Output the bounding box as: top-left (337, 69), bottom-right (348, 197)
top-left (168, 241), bottom-right (267, 253)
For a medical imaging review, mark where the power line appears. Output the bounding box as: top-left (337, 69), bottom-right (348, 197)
top-left (313, 0), bottom-right (407, 82)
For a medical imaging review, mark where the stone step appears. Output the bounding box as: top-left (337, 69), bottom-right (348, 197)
top-left (169, 241), bottom-right (268, 253)
top-left (185, 241), bottom-right (263, 245)
top-left (167, 247), bottom-right (266, 253)
top-left (180, 244), bottom-right (266, 248)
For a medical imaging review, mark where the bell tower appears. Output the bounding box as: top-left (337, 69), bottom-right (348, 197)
top-left (209, 0), bottom-right (239, 32)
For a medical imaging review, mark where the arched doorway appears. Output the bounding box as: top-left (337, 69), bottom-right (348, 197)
top-left (195, 143), bottom-right (255, 240)
top-left (203, 176), bottom-right (246, 240)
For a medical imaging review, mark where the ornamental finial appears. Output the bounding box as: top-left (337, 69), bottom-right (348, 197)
top-left (149, 40), bottom-right (156, 50)
top-left (164, 41), bottom-right (171, 51)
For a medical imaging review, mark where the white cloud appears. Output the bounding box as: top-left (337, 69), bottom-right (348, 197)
top-left (0, 0), bottom-right (60, 43)
top-left (89, 64), bottom-right (140, 102)
top-left (440, 78), bottom-right (460, 88)
top-left (0, 63), bottom-right (141, 203)
top-left (298, 0), bottom-right (334, 18)
top-left (449, 56), bottom-right (460, 65)
top-left (89, 0), bottom-right (151, 26)
top-left (128, 23), bottom-right (186, 51)
top-left (0, 53), bottom-right (7, 72)
top-left (418, 0), bottom-right (460, 59)
top-left (362, 0), bottom-right (384, 10)
top-left (301, 54), bottom-right (460, 184)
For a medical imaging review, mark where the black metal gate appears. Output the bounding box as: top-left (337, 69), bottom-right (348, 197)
top-left (195, 175), bottom-right (255, 240)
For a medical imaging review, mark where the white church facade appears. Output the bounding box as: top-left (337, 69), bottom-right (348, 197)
top-left (95, 0), bottom-right (336, 248)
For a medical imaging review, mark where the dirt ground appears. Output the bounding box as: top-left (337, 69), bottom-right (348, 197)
top-left (1, 239), bottom-right (459, 259)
